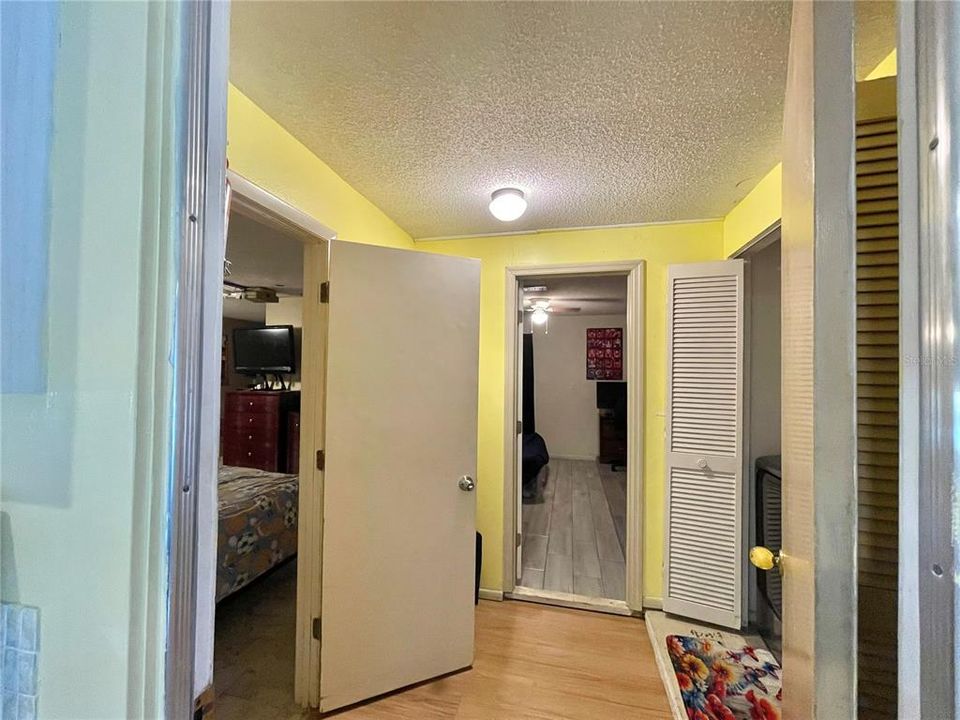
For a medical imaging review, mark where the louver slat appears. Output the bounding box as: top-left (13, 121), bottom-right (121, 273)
top-left (663, 261), bottom-right (744, 629)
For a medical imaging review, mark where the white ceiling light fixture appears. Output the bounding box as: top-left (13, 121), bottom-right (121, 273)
top-left (530, 298), bottom-right (550, 328)
top-left (488, 187), bottom-right (527, 222)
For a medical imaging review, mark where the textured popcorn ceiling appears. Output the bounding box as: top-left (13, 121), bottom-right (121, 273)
top-left (230, 2), bottom-right (894, 240)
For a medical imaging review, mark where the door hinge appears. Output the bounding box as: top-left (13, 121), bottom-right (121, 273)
top-left (316, 449), bottom-right (325, 471)
top-left (517, 420), bottom-right (523, 435)
top-left (312, 617), bottom-right (321, 641)
top-left (319, 281), bottom-right (330, 304)
top-left (516, 532), bottom-right (522, 548)
top-left (518, 309), bottom-right (523, 324)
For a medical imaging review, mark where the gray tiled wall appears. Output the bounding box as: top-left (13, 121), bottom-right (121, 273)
top-left (1, 604), bottom-right (38, 720)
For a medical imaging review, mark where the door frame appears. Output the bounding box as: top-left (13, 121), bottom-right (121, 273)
top-left (779, 2), bottom-right (858, 714)
top-left (183, 162), bottom-right (337, 712)
top-left (502, 260), bottom-right (645, 614)
top-left (221, 171), bottom-right (336, 709)
top-left (899, 2), bottom-right (959, 714)
top-left (166, 2), bottom-right (230, 716)
top-left (733, 223), bottom-right (781, 630)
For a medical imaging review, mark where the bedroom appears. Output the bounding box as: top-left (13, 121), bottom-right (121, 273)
top-left (206, 186), bottom-right (314, 714)
top-left (514, 272), bottom-right (634, 607)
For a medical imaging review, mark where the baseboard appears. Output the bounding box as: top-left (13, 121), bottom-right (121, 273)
top-left (643, 596), bottom-right (664, 610)
top-left (550, 454), bottom-right (597, 462)
top-left (193, 684), bottom-right (215, 720)
top-left (478, 588), bottom-right (504, 601)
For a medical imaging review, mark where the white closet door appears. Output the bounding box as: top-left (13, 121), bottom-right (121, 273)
top-left (663, 260), bottom-right (747, 629)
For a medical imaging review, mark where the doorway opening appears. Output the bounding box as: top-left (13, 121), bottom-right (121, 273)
top-left (196, 172), bottom-right (335, 718)
top-left (213, 206), bottom-right (304, 717)
top-left (737, 226), bottom-right (783, 660)
top-left (503, 263), bottom-right (644, 614)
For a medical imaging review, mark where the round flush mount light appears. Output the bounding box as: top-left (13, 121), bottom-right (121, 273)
top-left (489, 188), bottom-right (527, 222)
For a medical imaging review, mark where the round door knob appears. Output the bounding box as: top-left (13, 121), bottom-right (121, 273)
top-left (696, 458), bottom-right (708, 469)
top-left (458, 475), bottom-right (476, 492)
top-left (749, 546), bottom-right (782, 574)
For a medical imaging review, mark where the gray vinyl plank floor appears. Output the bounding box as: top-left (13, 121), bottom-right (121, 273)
top-left (520, 458), bottom-right (627, 601)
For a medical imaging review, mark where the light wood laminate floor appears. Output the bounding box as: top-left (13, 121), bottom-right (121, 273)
top-left (213, 559), bottom-right (671, 719)
top-left (521, 459), bottom-right (628, 600)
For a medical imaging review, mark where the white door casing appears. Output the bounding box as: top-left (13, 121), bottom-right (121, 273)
top-left (663, 260), bottom-right (747, 630)
top-left (780, 1), bottom-right (858, 716)
top-left (317, 241), bottom-right (481, 713)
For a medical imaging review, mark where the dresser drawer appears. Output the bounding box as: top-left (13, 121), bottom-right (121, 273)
top-left (221, 423), bottom-right (278, 448)
top-left (221, 412), bottom-right (280, 434)
top-left (224, 392), bottom-right (281, 415)
top-left (222, 439), bottom-right (280, 472)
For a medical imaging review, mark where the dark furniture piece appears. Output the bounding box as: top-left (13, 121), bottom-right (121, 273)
top-left (597, 411), bottom-right (627, 467)
top-left (475, 532), bottom-right (482, 605)
top-left (597, 382), bottom-right (627, 469)
top-left (286, 411), bottom-right (301, 474)
top-left (520, 333), bottom-right (551, 500)
top-left (522, 433), bottom-right (550, 500)
top-left (755, 454), bottom-right (782, 662)
top-left (221, 390), bottom-right (300, 472)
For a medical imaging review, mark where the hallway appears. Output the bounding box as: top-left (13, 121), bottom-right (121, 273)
top-left (521, 459), bottom-right (628, 600)
top-left (213, 560), bottom-right (670, 719)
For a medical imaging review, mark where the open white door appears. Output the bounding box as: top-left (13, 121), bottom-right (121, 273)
top-left (773, 1), bottom-right (858, 716)
top-left (663, 260), bottom-right (747, 629)
top-left (316, 241), bottom-right (480, 713)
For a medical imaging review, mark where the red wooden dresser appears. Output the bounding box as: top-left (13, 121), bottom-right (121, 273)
top-left (221, 390), bottom-right (300, 473)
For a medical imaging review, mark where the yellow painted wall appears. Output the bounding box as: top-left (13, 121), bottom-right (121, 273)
top-left (420, 222), bottom-right (724, 596)
top-left (866, 49), bottom-right (897, 81)
top-left (227, 85), bottom-right (414, 250)
top-left (722, 163), bottom-right (782, 258)
top-left (722, 49), bottom-right (899, 257)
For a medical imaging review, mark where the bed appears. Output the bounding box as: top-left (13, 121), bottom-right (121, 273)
top-left (217, 465), bottom-right (299, 601)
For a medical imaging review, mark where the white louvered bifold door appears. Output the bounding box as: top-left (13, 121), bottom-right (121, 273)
top-left (663, 260), bottom-right (746, 629)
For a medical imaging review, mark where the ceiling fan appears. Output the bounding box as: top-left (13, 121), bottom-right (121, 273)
top-left (523, 297), bottom-right (582, 325)
top-left (222, 279), bottom-right (279, 303)
top-left (222, 256), bottom-right (281, 303)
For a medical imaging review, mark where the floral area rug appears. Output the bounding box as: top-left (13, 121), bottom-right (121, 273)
top-left (666, 634), bottom-right (782, 720)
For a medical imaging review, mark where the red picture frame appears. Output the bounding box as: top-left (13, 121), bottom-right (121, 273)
top-left (586, 327), bottom-right (623, 380)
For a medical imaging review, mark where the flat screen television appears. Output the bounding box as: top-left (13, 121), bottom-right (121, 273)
top-left (233, 325), bottom-right (296, 375)
top-left (596, 381), bottom-right (627, 410)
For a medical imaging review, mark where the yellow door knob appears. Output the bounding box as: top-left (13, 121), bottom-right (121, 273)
top-left (749, 546), bottom-right (782, 573)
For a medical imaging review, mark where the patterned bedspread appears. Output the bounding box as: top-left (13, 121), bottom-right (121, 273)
top-left (217, 465), bottom-right (298, 601)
